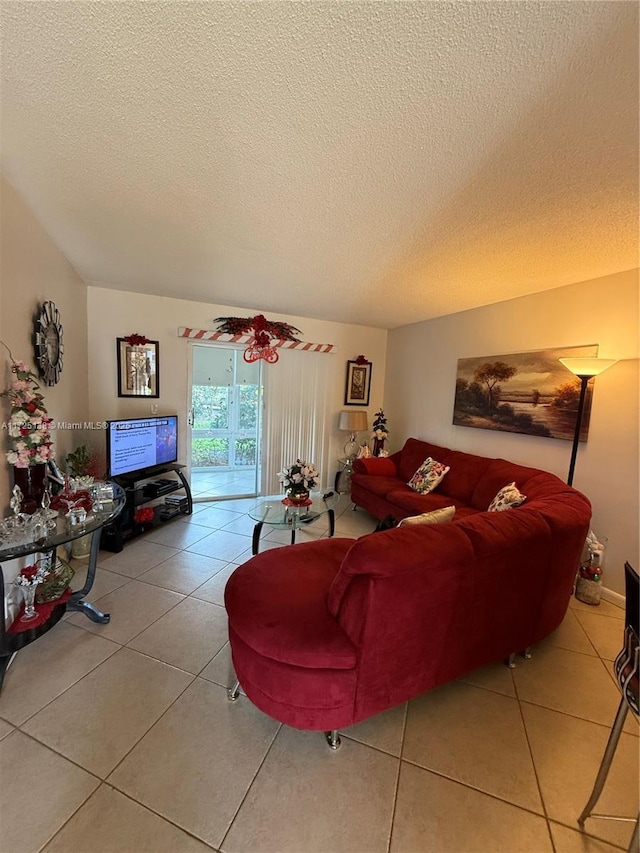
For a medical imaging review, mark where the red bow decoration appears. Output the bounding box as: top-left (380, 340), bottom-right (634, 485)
top-left (213, 315), bottom-right (302, 364)
top-left (123, 333), bottom-right (150, 346)
top-left (355, 354), bottom-right (370, 365)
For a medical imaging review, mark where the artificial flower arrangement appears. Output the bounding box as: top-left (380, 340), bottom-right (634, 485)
top-left (278, 459), bottom-right (320, 492)
top-left (371, 409), bottom-right (389, 442)
top-left (1, 358), bottom-right (54, 467)
top-left (371, 409), bottom-right (389, 456)
top-left (15, 564), bottom-right (48, 588)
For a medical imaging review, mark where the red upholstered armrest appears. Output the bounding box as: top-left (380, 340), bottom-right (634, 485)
top-left (352, 457), bottom-right (397, 476)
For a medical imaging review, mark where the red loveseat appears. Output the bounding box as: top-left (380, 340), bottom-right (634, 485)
top-left (224, 438), bottom-right (591, 744)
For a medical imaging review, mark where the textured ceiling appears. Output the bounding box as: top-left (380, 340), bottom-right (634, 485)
top-left (1, 1), bottom-right (638, 329)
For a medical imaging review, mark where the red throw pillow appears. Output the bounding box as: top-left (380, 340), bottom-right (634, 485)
top-left (353, 457), bottom-right (397, 476)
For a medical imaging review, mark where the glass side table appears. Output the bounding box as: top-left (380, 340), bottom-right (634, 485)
top-left (247, 491), bottom-right (339, 554)
top-left (334, 457), bottom-right (354, 494)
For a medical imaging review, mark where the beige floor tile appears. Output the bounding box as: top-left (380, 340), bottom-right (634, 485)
top-left (22, 647), bottom-right (192, 778)
top-left (186, 530), bottom-right (253, 562)
top-left (0, 730), bottom-right (99, 853)
top-left (569, 596), bottom-right (624, 620)
top-left (0, 717), bottom-right (14, 739)
top-left (457, 660), bottom-right (517, 697)
top-left (404, 682), bottom-right (543, 812)
top-left (521, 702), bottom-right (639, 849)
top-left (127, 597), bottom-right (228, 674)
top-left (191, 564), bottom-right (238, 607)
top-left (0, 622), bottom-right (119, 725)
top-left (185, 506), bottom-right (243, 529)
top-left (137, 550), bottom-right (228, 594)
top-left (236, 540), bottom-right (283, 562)
top-left (140, 521), bottom-right (213, 549)
top-left (219, 514), bottom-right (261, 537)
top-left (199, 641), bottom-right (236, 687)
top-left (42, 784), bottom-right (213, 853)
top-left (108, 678), bottom-right (279, 849)
top-left (71, 564), bottom-right (132, 600)
top-left (540, 607), bottom-right (598, 656)
top-left (98, 539), bottom-right (181, 578)
top-left (66, 580), bottom-right (184, 644)
top-left (549, 821), bottom-right (625, 853)
top-left (342, 701), bottom-right (407, 756)
top-left (333, 511), bottom-right (378, 537)
top-left (222, 726), bottom-right (398, 853)
top-left (574, 610), bottom-right (625, 661)
top-left (263, 525), bottom-right (323, 546)
top-left (512, 644), bottom-right (624, 727)
top-left (390, 761), bottom-right (553, 853)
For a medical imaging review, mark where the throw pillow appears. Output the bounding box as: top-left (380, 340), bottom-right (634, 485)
top-left (407, 457), bottom-right (450, 494)
top-left (398, 506), bottom-right (456, 526)
top-left (488, 482), bottom-right (527, 512)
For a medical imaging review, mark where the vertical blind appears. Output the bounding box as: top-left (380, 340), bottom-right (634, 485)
top-left (260, 348), bottom-right (333, 495)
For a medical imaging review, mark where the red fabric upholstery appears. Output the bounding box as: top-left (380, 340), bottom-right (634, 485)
top-left (352, 457), bottom-right (397, 477)
top-left (225, 437), bottom-right (591, 733)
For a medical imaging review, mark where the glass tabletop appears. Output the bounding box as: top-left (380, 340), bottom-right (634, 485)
top-left (247, 491), bottom-right (339, 531)
top-left (0, 485), bottom-right (126, 562)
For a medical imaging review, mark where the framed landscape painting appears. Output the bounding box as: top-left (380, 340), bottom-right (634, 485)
top-left (452, 344), bottom-right (598, 441)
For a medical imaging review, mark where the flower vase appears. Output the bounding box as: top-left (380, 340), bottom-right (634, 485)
top-left (286, 487), bottom-right (310, 505)
top-left (13, 464), bottom-right (47, 515)
top-left (20, 584), bottom-right (39, 622)
top-left (372, 438), bottom-right (385, 457)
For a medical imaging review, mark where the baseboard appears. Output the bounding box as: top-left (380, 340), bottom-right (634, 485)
top-left (601, 586), bottom-right (625, 610)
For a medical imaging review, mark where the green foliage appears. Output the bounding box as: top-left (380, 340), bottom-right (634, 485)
top-left (191, 437), bottom-right (229, 467)
top-left (66, 444), bottom-right (93, 477)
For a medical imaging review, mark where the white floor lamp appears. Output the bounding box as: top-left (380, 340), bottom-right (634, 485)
top-left (558, 358), bottom-right (618, 486)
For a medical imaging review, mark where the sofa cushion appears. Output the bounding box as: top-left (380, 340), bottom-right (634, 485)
top-left (396, 438), bottom-right (453, 482)
top-left (398, 505), bottom-right (456, 526)
top-left (488, 482), bottom-right (527, 512)
top-left (408, 457), bottom-right (450, 494)
top-left (351, 472), bottom-right (403, 498)
top-left (471, 459), bottom-right (551, 510)
top-left (436, 450), bottom-right (494, 504)
top-left (387, 489), bottom-right (459, 514)
top-left (352, 457), bottom-right (397, 477)
top-left (224, 538), bottom-right (357, 670)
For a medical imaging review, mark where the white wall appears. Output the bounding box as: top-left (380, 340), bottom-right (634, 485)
top-left (384, 269), bottom-right (639, 595)
top-left (86, 287), bottom-right (387, 486)
top-left (0, 176), bottom-right (89, 513)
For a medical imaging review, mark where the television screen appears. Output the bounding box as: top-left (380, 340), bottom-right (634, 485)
top-left (107, 416), bottom-right (178, 478)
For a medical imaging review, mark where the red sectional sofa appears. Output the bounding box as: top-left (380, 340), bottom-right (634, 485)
top-left (225, 437), bottom-right (591, 739)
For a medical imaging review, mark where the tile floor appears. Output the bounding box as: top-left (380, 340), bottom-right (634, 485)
top-left (191, 470), bottom-right (257, 501)
top-left (1, 496), bottom-right (637, 853)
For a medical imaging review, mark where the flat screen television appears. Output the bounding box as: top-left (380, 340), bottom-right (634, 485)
top-left (106, 415), bottom-right (178, 479)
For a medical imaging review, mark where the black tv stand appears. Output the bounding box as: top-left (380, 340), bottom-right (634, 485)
top-left (101, 463), bottom-right (193, 552)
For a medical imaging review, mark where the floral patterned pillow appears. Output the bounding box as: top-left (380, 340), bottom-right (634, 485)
top-left (407, 457), bottom-right (450, 494)
top-left (488, 482), bottom-right (527, 512)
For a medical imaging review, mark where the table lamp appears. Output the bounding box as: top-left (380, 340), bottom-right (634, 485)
top-left (339, 410), bottom-right (368, 459)
top-left (558, 357), bottom-right (618, 486)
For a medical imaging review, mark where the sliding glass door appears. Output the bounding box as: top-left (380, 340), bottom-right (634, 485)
top-left (189, 344), bottom-right (262, 500)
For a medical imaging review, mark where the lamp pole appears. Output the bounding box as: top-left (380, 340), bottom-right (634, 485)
top-left (567, 375), bottom-right (590, 487)
top-left (559, 357), bottom-right (618, 488)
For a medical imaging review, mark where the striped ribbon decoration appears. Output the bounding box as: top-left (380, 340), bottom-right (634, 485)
top-left (177, 327), bottom-right (334, 353)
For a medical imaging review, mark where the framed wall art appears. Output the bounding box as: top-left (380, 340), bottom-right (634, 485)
top-left (452, 344), bottom-right (598, 441)
top-left (344, 358), bottom-right (371, 406)
top-left (117, 338), bottom-right (159, 398)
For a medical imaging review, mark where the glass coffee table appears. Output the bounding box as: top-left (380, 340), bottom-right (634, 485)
top-left (247, 491), bottom-right (339, 554)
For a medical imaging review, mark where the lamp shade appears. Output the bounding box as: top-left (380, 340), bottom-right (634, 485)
top-left (338, 410), bottom-right (368, 432)
top-left (559, 358), bottom-right (618, 378)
